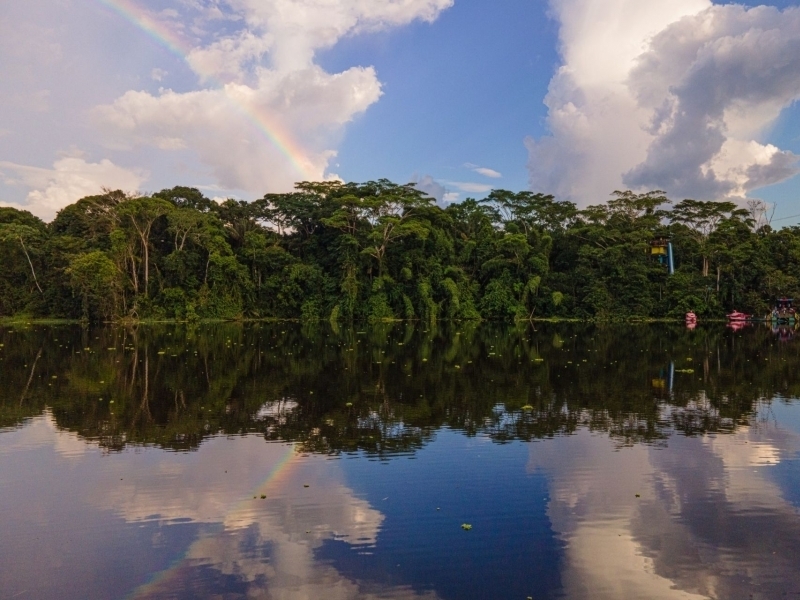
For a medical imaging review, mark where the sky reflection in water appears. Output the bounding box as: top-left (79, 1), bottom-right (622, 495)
top-left (1, 322), bottom-right (800, 599)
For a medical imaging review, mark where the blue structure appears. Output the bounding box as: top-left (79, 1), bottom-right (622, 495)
top-left (650, 238), bottom-right (675, 275)
top-left (668, 242), bottom-right (675, 275)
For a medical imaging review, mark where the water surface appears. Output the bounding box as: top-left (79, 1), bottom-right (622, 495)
top-left (2, 322), bottom-right (800, 599)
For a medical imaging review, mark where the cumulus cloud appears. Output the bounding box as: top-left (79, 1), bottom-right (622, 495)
top-left (527, 0), bottom-right (800, 204)
top-left (413, 175), bottom-right (461, 206)
top-left (95, 66), bottom-right (380, 193)
top-left (414, 174), bottom-right (447, 202)
top-left (212, 0), bottom-right (454, 73)
top-left (528, 413), bottom-right (800, 599)
top-left (443, 191), bottom-right (460, 203)
top-left (3, 415), bottom-right (441, 600)
top-left (95, 0), bottom-right (453, 196)
top-left (0, 156), bottom-right (146, 220)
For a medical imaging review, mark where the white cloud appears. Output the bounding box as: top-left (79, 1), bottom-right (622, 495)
top-left (150, 68), bottom-right (168, 82)
top-left (95, 0), bottom-right (453, 196)
top-left (413, 175), bottom-right (462, 206)
top-left (527, 0), bottom-right (800, 204)
top-left (625, 4), bottom-right (800, 198)
top-left (2, 416), bottom-right (442, 600)
top-left (216, 0), bottom-right (454, 74)
top-left (464, 164), bottom-right (502, 178)
top-left (473, 167), bottom-right (501, 178)
top-left (0, 156), bottom-right (146, 220)
top-left (413, 174), bottom-right (447, 202)
top-left (443, 191), bottom-right (460, 203)
top-left (528, 416), bottom-right (800, 599)
top-left (95, 66), bottom-right (380, 193)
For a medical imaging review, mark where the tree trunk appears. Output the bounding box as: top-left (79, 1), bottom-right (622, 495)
top-left (19, 347), bottom-right (42, 405)
top-left (142, 231), bottom-right (150, 296)
top-left (82, 291), bottom-right (89, 322)
top-left (19, 236), bottom-right (43, 294)
top-left (128, 249), bottom-right (139, 294)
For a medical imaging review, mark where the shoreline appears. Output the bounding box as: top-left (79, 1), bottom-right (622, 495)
top-left (0, 316), bottom-right (729, 326)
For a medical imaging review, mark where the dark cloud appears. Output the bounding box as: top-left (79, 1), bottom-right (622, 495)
top-left (624, 4), bottom-right (800, 198)
top-left (529, 0), bottom-right (800, 204)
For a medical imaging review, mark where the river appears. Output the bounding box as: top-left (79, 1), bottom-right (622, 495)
top-left (1, 321), bottom-right (799, 599)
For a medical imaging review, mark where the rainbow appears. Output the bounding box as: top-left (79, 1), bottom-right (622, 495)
top-left (125, 442), bottom-right (300, 599)
top-left (97, 0), bottom-right (318, 181)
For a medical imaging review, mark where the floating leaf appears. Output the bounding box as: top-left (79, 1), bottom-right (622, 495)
top-left (461, 523), bottom-right (472, 531)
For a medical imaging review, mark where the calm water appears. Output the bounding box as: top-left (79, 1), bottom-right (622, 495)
top-left (2, 322), bottom-right (800, 599)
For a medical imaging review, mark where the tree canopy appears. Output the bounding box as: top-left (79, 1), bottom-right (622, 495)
top-left (0, 181), bottom-right (795, 322)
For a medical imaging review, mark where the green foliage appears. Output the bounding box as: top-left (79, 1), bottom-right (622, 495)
top-left (4, 322), bottom-right (789, 454)
top-left (1, 182), bottom-right (797, 321)
top-left (367, 278), bottom-right (395, 322)
top-left (65, 250), bottom-right (119, 320)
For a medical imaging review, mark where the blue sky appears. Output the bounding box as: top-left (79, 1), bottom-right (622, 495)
top-left (318, 0), bottom-right (560, 195)
top-left (0, 0), bottom-right (799, 222)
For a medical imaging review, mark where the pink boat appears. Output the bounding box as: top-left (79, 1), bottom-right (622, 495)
top-left (727, 310), bottom-right (751, 322)
top-left (727, 320), bottom-right (750, 331)
top-left (685, 311), bottom-right (697, 322)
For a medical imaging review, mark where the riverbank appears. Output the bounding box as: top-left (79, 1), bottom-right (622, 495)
top-left (1, 315), bottom-right (711, 326)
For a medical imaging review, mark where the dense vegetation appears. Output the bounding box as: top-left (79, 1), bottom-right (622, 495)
top-left (1, 181), bottom-right (796, 321)
top-left (1, 322), bottom-right (793, 453)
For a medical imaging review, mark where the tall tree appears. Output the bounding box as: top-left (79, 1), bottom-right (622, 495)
top-left (0, 222), bottom-right (45, 295)
top-left (117, 196), bottom-right (173, 297)
top-left (671, 199), bottom-right (750, 277)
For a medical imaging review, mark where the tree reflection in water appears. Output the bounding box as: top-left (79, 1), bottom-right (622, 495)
top-left (3, 322), bottom-right (800, 599)
top-left (2, 322), bottom-right (798, 453)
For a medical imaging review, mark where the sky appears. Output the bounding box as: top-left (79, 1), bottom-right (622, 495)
top-left (1, 0), bottom-right (799, 223)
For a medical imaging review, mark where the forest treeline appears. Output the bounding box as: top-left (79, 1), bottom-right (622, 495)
top-left (0, 180), bottom-right (797, 321)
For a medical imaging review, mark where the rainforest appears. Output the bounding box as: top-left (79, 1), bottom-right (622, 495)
top-left (0, 180), bottom-right (796, 322)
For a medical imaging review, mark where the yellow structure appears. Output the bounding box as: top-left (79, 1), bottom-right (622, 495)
top-left (650, 238), bottom-right (669, 256)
